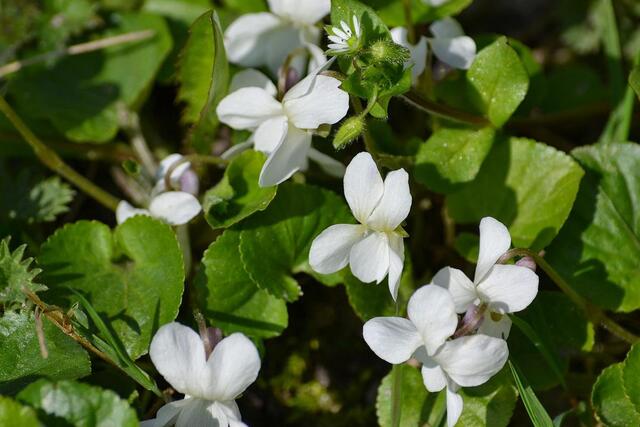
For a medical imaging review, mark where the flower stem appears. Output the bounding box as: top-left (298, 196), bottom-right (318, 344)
top-left (402, 89), bottom-right (490, 126)
top-left (0, 97), bottom-right (120, 211)
top-left (119, 108), bottom-right (157, 177)
top-left (390, 300), bottom-right (403, 427)
top-left (402, 0), bottom-right (416, 44)
top-left (500, 248), bottom-right (639, 344)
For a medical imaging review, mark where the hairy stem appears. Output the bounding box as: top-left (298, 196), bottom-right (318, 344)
top-left (0, 97), bottom-right (120, 211)
top-left (500, 248), bottom-right (639, 344)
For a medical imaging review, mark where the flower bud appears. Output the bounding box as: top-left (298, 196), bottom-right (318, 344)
top-left (368, 40), bottom-right (410, 66)
top-left (516, 256), bottom-right (537, 272)
top-left (333, 115), bottom-right (365, 149)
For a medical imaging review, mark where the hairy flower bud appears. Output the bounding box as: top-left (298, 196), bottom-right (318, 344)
top-left (368, 40), bottom-right (410, 65)
top-left (333, 115), bottom-right (366, 149)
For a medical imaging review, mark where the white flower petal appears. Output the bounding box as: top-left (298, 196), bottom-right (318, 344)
top-left (306, 43), bottom-right (327, 71)
top-left (116, 201), bottom-right (150, 225)
top-left (436, 335), bottom-right (508, 388)
top-left (430, 17), bottom-right (465, 39)
top-left (340, 21), bottom-right (352, 36)
top-left (343, 152), bottom-right (384, 224)
top-left (309, 224), bottom-right (366, 274)
top-left (332, 28), bottom-right (349, 40)
top-left (224, 13), bottom-right (283, 67)
top-left (264, 25), bottom-right (308, 75)
top-left (307, 148), bottom-right (346, 177)
top-left (149, 192), bottom-right (202, 225)
top-left (476, 264), bottom-right (539, 313)
top-left (431, 267), bottom-right (477, 313)
top-left (349, 231), bottom-right (390, 284)
top-left (175, 398), bottom-right (217, 427)
top-left (284, 75), bottom-right (349, 129)
top-left (258, 126), bottom-right (312, 187)
top-left (415, 347), bottom-right (447, 392)
top-left (156, 154), bottom-right (190, 185)
top-left (215, 401), bottom-right (246, 427)
top-left (229, 69), bottom-right (277, 96)
top-left (206, 333), bottom-right (261, 401)
top-left (149, 323), bottom-right (208, 396)
top-left (367, 169), bottom-right (412, 232)
top-left (431, 35), bottom-right (476, 70)
top-left (407, 285), bottom-right (458, 356)
top-left (362, 317), bottom-right (422, 364)
top-left (474, 217), bottom-right (511, 283)
top-left (387, 233), bottom-right (405, 301)
top-left (254, 115), bottom-right (288, 153)
top-left (141, 400), bottom-right (190, 427)
top-left (217, 87), bottom-right (283, 130)
top-left (353, 15), bottom-right (361, 37)
top-left (478, 313), bottom-right (512, 339)
top-left (446, 387), bottom-right (464, 427)
top-left (329, 34), bottom-right (344, 44)
top-left (268, 0), bottom-right (330, 24)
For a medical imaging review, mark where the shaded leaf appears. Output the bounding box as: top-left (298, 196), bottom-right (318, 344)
top-left (0, 396), bottom-right (40, 427)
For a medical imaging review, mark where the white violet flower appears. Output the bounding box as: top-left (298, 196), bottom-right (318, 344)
top-left (216, 63), bottom-right (349, 187)
top-left (309, 152), bottom-right (412, 300)
top-left (327, 15), bottom-right (362, 53)
top-left (363, 285), bottom-right (509, 427)
top-left (224, 0), bottom-right (330, 75)
top-left (141, 323), bottom-right (260, 427)
top-left (431, 217), bottom-right (539, 339)
top-left (116, 154), bottom-right (202, 226)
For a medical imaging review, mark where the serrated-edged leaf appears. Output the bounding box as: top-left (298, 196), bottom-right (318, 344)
top-left (203, 151), bottom-right (277, 229)
top-left (509, 360), bottom-right (554, 427)
top-left (18, 379), bottom-right (138, 427)
top-left (467, 37), bottom-right (529, 128)
top-left (447, 137), bottom-right (584, 250)
top-left (196, 230), bottom-right (288, 339)
top-left (0, 238), bottom-right (45, 309)
top-left (238, 183), bottom-right (352, 302)
top-left (177, 10), bottom-right (229, 153)
top-left (592, 343), bottom-right (640, 427)
top-left (0, 396), bottom-right (40, 427)
top-left (546, 143), bottom-right (640, 312)
top-left (38, 217), bottom-right (184, 359)
top-left (414, 127), bottom-right (497, 193)
top-left (0, 311), bottom-right (91, 394)
top-left (9, 13), bottom-right (172, 143)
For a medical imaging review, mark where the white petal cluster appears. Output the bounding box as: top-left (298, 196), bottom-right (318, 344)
top-left (432, 217), bottom-right (539, 339)
top-left (363, 285), bottom-right (509, 427)
top-left (117, 154), bottom-right (202, 226)
top-left (327, 16), bottom-right (362, 53)
top-left (224, 0), bottom-right (330, 75)
top-left (391, 17), bottom-right (477, 83)
top-left (141, 323), bottom-right (260, 427)
top-left (309, 152), bottom-right (412, 300)
top-left (216, 63), bottom-right (349, 187)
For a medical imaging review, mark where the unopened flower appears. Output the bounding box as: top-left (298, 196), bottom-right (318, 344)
top-left (327, 16), bottom-right (362, 54)
top-left (141, 323), bottom-right (260, 427)
top-left (309, 152), bottom-right (411, 300)
top-left (363, 285), bottom-right (508, 427)
top-left (390, 28), bottom-right (428, 83)
top-left (216, 64), bottom-right (349, 187)
top-left (117, 154), bottom-right (201, 226)
top-left (225, 0), bottom-right (330, 75)
top-left (431, 217), bottom-right (539, 339)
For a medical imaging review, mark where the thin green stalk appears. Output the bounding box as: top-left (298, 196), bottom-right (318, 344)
top-left (0, 97), bottom-right (120, 211)
top-left (351, 95), bottom-right (379, 158)
top-left (402, 89), bottom-right (491, 126)
top-left (402, 0), bottom-right (416, 44)
top-left (390, 300), bottom-right (403, 427)
top-left (500, 248), bottom-right (639, 344)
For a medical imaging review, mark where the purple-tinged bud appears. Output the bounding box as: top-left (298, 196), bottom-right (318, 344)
top-left (516, 256), bottom-right (537, 272)
top-left (179, 169), bottom-right (199, 196)
top-left (454, 303), bottom-right (486, 338)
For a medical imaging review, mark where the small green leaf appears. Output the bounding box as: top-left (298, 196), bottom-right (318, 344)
top-left (177, 10), bottom-right (229, 153)
top-left (0, 396), bottom-right (40, 427)
top-left (0, 238), bottom-right (45, 309)
top-left (38, 217), bottom-right (185, 358)
top-left (509, 360), bottom-right (554, 427)
top-left (18, 379), bottom-right (139, 427)
top-left (203, 151), bottom-right (277, 229)
top-left (447, 137), bottom-right (584, 250)
top-left (592, 343), bottom-right (640, 427)
top-left (0, 311), bottom-right (91, 394)
top-left (467, 37), bottom-right (529, 127)
top-left (414, 126), bottom-right (497, 193)
top-left (238, 183), bottom-right (352, 301)
top-left (196, 229), bottom-right (288, 339)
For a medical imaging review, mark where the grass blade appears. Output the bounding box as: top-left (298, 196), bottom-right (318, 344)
top-left (509, 360), bottom-right (554, 427)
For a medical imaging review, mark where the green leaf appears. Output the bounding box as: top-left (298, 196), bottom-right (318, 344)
top-left (467, 37), bottom-right (529, 128)
top-left (9, 13), bottom-right (172, 143)
top-left (238, 183), bottom-right (352, 302)
top-left (376, 365), bottom-right (517, 427)
top-left (344, 273), bottom-right (397, 321)
top-left (18, 379), bottom-right (139, 427)
top-left (376, 0), bottom-right (472, 27)
top-left (0, 396), bottom-right (40, 427)
top-left (545, 143), bottom-right (640, 312)
top-left (592, 343), bottom-right (640, 427)
top-left (630, 65), bottom-right (640, 99)
top-left (509, 360), bottom-right (554, 427)
top-left (447, 137), bottom-right (584, 250)
top-left (37, 0), bottom-right (97, 51)
top-left (177, 10), bottom-right (229, 153)
top-left (203, 151), bottom-right (277, 229)
top-left (0, 238), bottom-right (45, 309)
top-left (414, 127), bottom-right (497, 193)
top-left (0, 311), bottom-right (91, 394)
top-left (38, 217), bottom-right (184, 358)
top-left (196, 229), bottom-right (288, 339)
